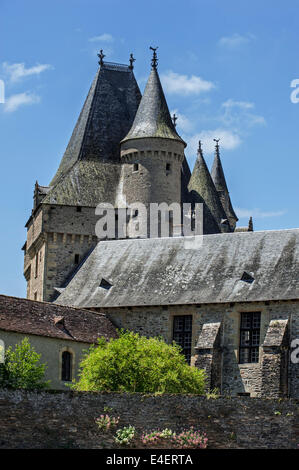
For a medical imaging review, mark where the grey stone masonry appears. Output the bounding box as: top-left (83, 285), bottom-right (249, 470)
top-left (195, 321), bottom-right (222, 391)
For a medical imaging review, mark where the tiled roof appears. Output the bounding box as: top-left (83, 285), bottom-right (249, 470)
top-left (0, 295), bottom-right (117, 343)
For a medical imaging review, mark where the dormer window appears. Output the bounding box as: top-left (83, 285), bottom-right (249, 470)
top-left (133, 163), bottom-right (139, 172)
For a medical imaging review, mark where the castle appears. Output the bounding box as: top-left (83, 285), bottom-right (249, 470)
top-left (18, 48), bottom-right (299, 397)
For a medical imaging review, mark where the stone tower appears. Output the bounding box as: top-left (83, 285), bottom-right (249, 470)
top-left (119, 48), bottom-right (186, 237)
top-left (23, 56), bottom-right (141, 302)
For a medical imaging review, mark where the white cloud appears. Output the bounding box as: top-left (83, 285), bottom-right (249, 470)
top-left (3, 92), bottom-right (40, 112)
top-left (170, 109), bottom-right (194, 133)
top-left (187, 129), bottom-right (242, 156)
top-left (222, 99), bottom-right (254, 110)
top-left (220, 99), bottom-right (266, 128)
top-left (161, 71), bottom-right (214, 96)
top-left (3, 62), bottom-right (52, 83)
top-left (89, 33), bottom-right (114, 42)
top-left (235, 208), bottom-right (286, 219)
top-left (218, 33), bottom-right (255, 48)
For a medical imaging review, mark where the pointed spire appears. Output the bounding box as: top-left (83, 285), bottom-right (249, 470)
top-left (122, 49), bottom-right (185, 144)
top-left (188, 141), bottom-right (227, 231)
top-left (248, 216), bottom-right (253, 232)
top-left (211, 139), bottom-right (238, 227)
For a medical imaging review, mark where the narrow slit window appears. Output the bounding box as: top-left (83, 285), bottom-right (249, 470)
top-left (133, 163), bottom-right (139, 172)
top-left (61, 351), bottom-right (72, 381)
top-left (166, 163), bottom-right (171, 172)
top-left (74, 254), bottom-right (80, 264)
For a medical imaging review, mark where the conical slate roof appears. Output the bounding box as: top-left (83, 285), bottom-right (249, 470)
top-left (122, 67), bottom-right (185, 145)
top-left (211, 143), bottom-right (238, 222)
top-left (188, 143), bottom-right (227, 232)
top-left (44, 63), bottom-right (141, 206)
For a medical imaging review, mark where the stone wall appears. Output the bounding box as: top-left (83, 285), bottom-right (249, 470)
top-left (103, 300), bottom-right (299, 398)
top-left (0, 389), bottom-right (297, 449)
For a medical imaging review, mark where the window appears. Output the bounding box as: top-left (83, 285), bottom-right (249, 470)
top-left (74, 254), bottom-right (80, 264)
top-left (61, 351), bottom-right (72, 381)
top-left (173, 315), bottom-right (192, 364)
top-left (34, 292), bottom-right (37, 301)
top-left (133, 163), bottom-right (139, 172)
top-left (76, 206), bottom-right (82, 212)
top-left (34, 252), bottom-right (38, 278)
top-left (166, 163), bottom-right (171, 172)
top-left (99, 278), bottom-right (112, 290)
top-left (239, 312), bottom-right (261, 363)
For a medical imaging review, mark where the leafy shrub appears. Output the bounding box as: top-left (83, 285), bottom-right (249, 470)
top-left (114, 426), bottom-right (136, 445)
top-left (72, 331), bottom-right (206, 394)
top-left (0, 338), bottom-right (49, 390)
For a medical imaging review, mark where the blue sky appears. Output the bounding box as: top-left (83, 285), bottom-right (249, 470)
top-left (0, 0), bottom-right (298, 298)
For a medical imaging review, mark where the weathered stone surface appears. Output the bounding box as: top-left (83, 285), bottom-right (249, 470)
top-left (0, 390), bottom-right (297, 449)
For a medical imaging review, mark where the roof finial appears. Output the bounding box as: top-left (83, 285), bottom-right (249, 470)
top-left (129, 53), bottom-right (136, 70)
top-left (248, 216), bottom-right (253, 232)
top-left (213, 138), bottom-right (220, 155)
top-left (198, 140), bottom-right (203, 156)
top-left (150, 46), bottom-right (158, 69)
top-left (97, 49), bottom-right (105, 67)
top-left (172, 113), bottom-right (177, 128)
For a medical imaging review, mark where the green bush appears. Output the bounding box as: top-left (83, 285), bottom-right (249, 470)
top-left (72, 331), bottom-right (206, 394)
top-left (0, 337), bottom-right (49, 390)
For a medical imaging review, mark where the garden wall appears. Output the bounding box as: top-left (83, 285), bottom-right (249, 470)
top-left (0, 389), bottom-right (297, 449)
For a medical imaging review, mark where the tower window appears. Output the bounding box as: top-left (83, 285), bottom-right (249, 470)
top-left (133, 209), bottom-right (139, 218)
top-left (74, 254), bottom-right (80, 264)
top-left (133, 163), bottom-right (139, 172)
top-left (34, 252), bottom-right (39, 278)
top-left (61, 351), bottom-right (72, 382)
top-left (166, 163), bottom-right (171, 172)
top-left (239, 312), bottom-right (261, 364)
top-left (173, 315), bottom-right (192, 364)
top-left (76, 206), bottom-right (82, 212)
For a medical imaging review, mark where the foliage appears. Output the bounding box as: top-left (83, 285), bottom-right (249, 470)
top-left (95, 414), bottom-right (120, 431)
top-left (0, 338), bottom-right (49, 390)
top-left (141, 427), bottom-right (208, 449)
top-left (114, 426), bottom-right (136, 445)
top-left (72, 331), bottom-right (206, 394)
top-left (206, 388), bottom-right (220, 399)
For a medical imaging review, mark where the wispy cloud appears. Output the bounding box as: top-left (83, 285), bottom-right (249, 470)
top-left (218, 33), bottom-right (255, 48)
top-left (187, 129), bottom-right (242, 156)
top-left (222, 99), bottom-right (254, 110)
top-left (236, 207), bottom-right (286, 219)
top-left (220, 99), bottom-right (266, 128)
top-left (3, 62), bottom-right (53, 83)
top-left (3, 92), bottom-right (40, 112)
top-left (161, 71), bottom-right (215, 96)
top-left (88, 33), bottom-right (114, 42)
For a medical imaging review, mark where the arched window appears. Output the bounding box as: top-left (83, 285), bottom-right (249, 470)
top-left (61, 351), bottom-right (72, 381)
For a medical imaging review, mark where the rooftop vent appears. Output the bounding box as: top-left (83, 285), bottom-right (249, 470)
top-left (241, 271), bottom-right (254, 284)
top-left (99, 278), bottom-right (112, 290)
